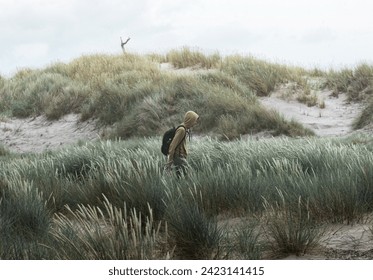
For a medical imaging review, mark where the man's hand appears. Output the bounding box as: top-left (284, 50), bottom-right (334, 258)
top-left (164, 161), bottom-right (172, 174)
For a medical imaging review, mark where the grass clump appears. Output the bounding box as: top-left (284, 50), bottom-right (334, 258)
top-left (263, 192), bottom-right (324, 258)
top-left (0, 180), bottom-right (52, 259)
top-left (166, 198), bottom-right (225, 259)
top-left (326, 63), bottom-right (373, 100)
top-left (51, 198), bottom-right (167, 260)
top-left (325, 63), bottom-right (373, 129)
top-left (221, 55), bottom-right (302, 96)
top-left (354, 98), bottom-right (373, 129)
top-left (231, 221), bottom-right (262, 259)
top-left (0, 180), bottom-right (51, 240)
top-left (166, 47), bottom-right (221, 69)
top-left (3, 70), bottom-right (88, 119)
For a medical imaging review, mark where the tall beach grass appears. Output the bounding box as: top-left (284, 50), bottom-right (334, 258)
top-left (0, 135), bottom-right (372, 259)
top-left (1, 48), bottom-right (373, 259)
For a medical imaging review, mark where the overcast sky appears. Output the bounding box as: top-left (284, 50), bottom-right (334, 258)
top-left (1, 0), bottom-right (373, 76)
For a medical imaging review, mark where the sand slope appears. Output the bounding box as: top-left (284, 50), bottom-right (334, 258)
top-left (0, 114), bottom-right (101, 153)
top-left (0, 87), bottom-right (368, 153)
top-left (260, 91), bottom-right (364, 137)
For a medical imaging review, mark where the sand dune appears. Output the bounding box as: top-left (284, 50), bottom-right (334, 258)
top-left (0, 88), bottom-right (368, 153)
top-left (260, 91), bottom-right (364, 137)
top-left (0, 114), bottom-right (102, 153)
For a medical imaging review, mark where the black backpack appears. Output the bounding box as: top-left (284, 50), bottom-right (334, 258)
top-left (161, 125), bottom-right (186, 156)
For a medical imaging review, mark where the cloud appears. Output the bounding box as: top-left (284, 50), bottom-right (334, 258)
top-left (0, 43), bottom-right (50, 75)
top-left (1, 0), bottom-right (373, 75)
top-left (0, 0), bottom-right (148, 75)
top-left (191, 26), bottom-right (265, 54)
top-left (13, 43), bottom-right (49, 59)
top-left (299, 28), bottom-right (337, 44)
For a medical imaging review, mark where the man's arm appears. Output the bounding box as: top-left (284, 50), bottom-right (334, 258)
top-left (167, 127), bottom-right (185, 164)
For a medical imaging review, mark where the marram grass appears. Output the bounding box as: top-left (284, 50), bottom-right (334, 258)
top-left (1, 50), bottom-right (372, 132)
top-left (0, 135), bottom-right (372, 259)
top-left (0, 51), bottom-right (315, 139)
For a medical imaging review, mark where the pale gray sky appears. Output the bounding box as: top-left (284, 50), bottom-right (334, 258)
top-left (1, 0), bottom-right (373, 76)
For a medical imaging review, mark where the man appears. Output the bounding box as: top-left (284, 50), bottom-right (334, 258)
top-left (166, 111), bottom-right (199, 178)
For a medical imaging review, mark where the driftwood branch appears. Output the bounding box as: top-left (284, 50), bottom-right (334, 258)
top-left (120, 37), bottom-right (131, 53)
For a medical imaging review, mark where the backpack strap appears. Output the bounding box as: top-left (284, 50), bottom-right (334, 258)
top-left (174, 125), bottom-right (187, 155)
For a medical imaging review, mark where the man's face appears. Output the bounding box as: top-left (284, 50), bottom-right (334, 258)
top-left (193, 117), bottom-right (199, 127)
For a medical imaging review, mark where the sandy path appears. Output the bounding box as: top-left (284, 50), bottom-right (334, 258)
top-left (260, 91), bottom-right (364, 137)
top-left (0, 114), bottom-right (101, 153)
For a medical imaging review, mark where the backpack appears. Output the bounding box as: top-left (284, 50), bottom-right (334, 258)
top-left (161, 125), bottom-right (186, 156)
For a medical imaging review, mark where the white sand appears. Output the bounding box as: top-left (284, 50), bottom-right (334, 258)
top-left (0, 114), bottom-right (101, 153)
top-left (260, 90), bottom-right (364, 137)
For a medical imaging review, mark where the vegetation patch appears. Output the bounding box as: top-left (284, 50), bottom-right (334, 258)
top-left (0, 135), bottom-right (372, 259)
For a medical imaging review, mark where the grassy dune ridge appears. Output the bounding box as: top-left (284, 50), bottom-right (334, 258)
top-left (0, 50), bottom-right (323, 139)
top-left (1, 48), bottom-right (372, 137)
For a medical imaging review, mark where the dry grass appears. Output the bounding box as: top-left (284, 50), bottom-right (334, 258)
top-left (0, 49), bottom-right (372, 135)
top-left (0, 52), bottom-right (315, 139)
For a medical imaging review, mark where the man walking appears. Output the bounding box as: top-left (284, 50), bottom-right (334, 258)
top-left (166, 111), bottom-right (199, 178)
